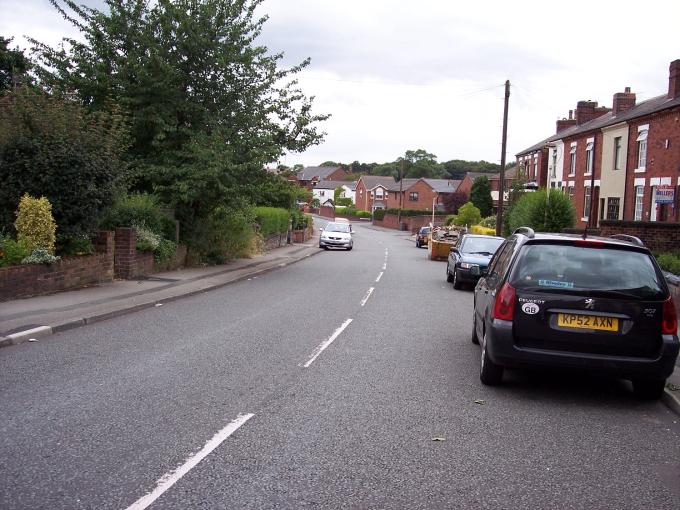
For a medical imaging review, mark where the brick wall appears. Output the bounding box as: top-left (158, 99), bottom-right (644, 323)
top-left (598, 220), bottom-right (680, 253)
top-left (318, 206), bottom-right (335, 219)
top-left (376, 213), bottom-right (445, 233)
top-left (0, 231), bottom-right (114, 301)
top-left (263, 233), bottom-right (288, 250)
top-left (114, 227), bottom-right (137, 279)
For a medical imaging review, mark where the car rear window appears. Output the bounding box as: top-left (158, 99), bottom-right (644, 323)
top-left (461, 237), bottom-right (504, 255)
top-left (509, 243), bottom-right (666, 299)
top-left (420, 227), bottom-right (430, 234)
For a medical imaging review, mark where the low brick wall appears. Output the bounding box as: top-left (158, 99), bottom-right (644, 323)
top-left (376, 213), bottom-right (447, 233)
top-left (263, 232), bottom-right (288, 251)
top-left (0, 231), bottom-right (114, 301)
top-left (598, 220), bottom-right (680, 253)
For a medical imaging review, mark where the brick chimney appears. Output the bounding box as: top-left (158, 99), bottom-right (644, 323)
top-left (669, 59), bottom-right (680, 99)
top-left (575, 100), bottom-right (611, 125)
top-left (556, 109), bottom-right (577, 133)
top-left (612, 87), bottom-right (636, 114)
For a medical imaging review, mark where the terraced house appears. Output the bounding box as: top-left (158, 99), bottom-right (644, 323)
top-left (516, 59), bottom-right (680, 228)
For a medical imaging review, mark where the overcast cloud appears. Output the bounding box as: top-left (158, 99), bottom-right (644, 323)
top-left (3, 0), bottom-right (679, 168)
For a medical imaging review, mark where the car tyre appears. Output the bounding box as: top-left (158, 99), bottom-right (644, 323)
top-left (452, 268), bottom-right (462, 289)
top-left (632, 378), bottom-right (666, 400)
top-left (480, 330), bottom-right (503, 385)
top-left (446, 264), bottom-right (454, 283)
top-left (347, 246), bottom-right (353, 251)
top-left (416, 240), bottom-right (421, 248)
top-left (471, 311), bottom-right (480, 345)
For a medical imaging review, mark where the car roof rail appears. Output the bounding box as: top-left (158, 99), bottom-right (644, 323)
top-left (609, 234), bottom-right (644, 247)
top-left (512, 226), bottom-right (535, 238)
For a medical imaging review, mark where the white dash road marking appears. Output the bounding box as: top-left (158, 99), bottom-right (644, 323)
top-left (375, 272), bottom-right (383, 282)
top-left (360, 287), bottom-right (375, 307)
top-left (382, 263), bottom-right (387, 270)
top-left (302, 319), bottom-right (353, 368)
top-left (124, 413), bottom-right (254, 510)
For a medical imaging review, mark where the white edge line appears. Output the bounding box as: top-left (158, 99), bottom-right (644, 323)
top-left (302, 318), bottom-right (353, 368)
top-left (124, 413), bottom-right (254, 510)
top-left (382, 264), bottom-right (387, 270)
top-left (375, 272), bottom-right (383, 282)
top-left (360, 287), bottom-right (375, 307)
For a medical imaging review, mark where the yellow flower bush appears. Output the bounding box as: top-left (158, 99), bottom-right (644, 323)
top-left (14, 194), bottom-right (57, 254)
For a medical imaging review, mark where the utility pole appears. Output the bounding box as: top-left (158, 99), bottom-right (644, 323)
top-left (496, 80), bottom-right (510, 236)
top-left (397, 159), bottom-right (404, 226)
top-left (587, 137), bottom-right (597, 231)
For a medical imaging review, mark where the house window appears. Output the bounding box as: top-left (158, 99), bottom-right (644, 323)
top-left (568, 186), bottom-right (574, 201)
top-left (634, 186), bottom-right (644, 221)
top-left (409, 192), bottom-right (419, 202)
top-left (569, 145), bottom-right (576, 175)
top-left (613, 137), bottom-right (622, 170)
top-left (319, 190), bottom-right (325, 196)
top-left (583, 186), bottom-right (591, 218)
top-left (533, 160), bottom-right (537, 181)
top-left (606, 197), bottom-right (620, 220)
top-left (585, 141), bottom-right (593, 175)
top-left (637, 130), bottom-right (648, 169)
top-left (375, 188), bottom-right (383, 199)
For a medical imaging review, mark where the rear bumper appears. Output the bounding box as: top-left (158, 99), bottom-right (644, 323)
top-left (319, 239), bottom-right (352, 248)
top-left (486, 319), bottom-right (680, 380)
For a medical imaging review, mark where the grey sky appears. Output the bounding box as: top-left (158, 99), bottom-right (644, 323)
top-left (3, 0), bottom-right (679, 168)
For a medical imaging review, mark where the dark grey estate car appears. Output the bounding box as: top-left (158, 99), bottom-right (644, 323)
top-left (472, 227), bottom-right (679, 399)
top-left (447, 234), bottom-right (505, 289)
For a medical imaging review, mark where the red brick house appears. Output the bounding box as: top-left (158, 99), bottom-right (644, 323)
top-left (516, 58), bottom-right (680, 228)
top-left (296, 166), bottom-right (347, 189)
top-left (355, 176), bottom-right (462, 212)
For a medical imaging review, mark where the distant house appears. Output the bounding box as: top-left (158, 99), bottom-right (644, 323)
top-left (355, 176), bottom-right (462, 212)
top-left (295, 166), bottom-right (347, 189)
top-left (311, 180), bottom-right (358, 205)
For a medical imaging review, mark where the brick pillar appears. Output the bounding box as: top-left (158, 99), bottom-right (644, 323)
top-left (114, 227), bottom-right (137, 279)
top-left (94, 231), bottom-right (115, 281)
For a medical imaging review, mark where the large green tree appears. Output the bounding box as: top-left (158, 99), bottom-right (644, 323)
top-left (470, 176), bottom-right (493, 217)
top-left (507, 189), bottom-right (576, 233)
top-left (30, 0), bottom-right (329, 222)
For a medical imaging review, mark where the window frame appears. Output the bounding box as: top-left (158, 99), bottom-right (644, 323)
top-left (613, 136), bottom-right (622, 170)
top-left (634, 186), bottom-right (644, 221)
top-left (409, 191), bottom-right (419, 202)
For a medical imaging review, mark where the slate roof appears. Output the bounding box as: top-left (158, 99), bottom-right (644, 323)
top-left (489, 165), bottom-right (520, 180)
top-left (313, 180), bottom-right (355, 190)
top-left (296, 166), bottom-right (343, 181)
top-left (516, 93), bottom-right (680, 156)
top-left (421, 178), bottom-right (461, 193)
top-left (358, 175), bottom-right (399, 190)
top-left (385, 178), bottom-right (419, 192)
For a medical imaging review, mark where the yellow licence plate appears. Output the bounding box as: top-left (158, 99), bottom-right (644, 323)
top-left (557, 313), bottom-right (619, 332)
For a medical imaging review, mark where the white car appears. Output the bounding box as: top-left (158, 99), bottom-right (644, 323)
top-left (319, 222), bottom-right (354, 250)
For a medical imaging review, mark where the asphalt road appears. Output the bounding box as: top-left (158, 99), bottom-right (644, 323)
top-left (1, 220), bottom-right (679, 509)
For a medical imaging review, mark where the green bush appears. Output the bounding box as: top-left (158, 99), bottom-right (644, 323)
top-left (291, 209), bottom-right (311, 230)
top-left (479, 216), bottom-right (497, 228)
top-left (445, 215), bottom-right (456, 226)
top-left (22, 246), bottom-right (61, 265)
top-left (185, 206), bottom-right (255, 264)
top-left (253, 207), bottom-right (290, 236)
top-left (154, 239), bottom-right (177, 263)
top-left (14, 194), bottom-right (57, 254)
top-left (454, 202), bottom-right (482, 227)
top-left (56, 234), bottom-right (95, 257)
top-left (507, 189), bottom-right (575, 233)
top-left (0, 237), bottom-right (30, 267)
top-left (336, 197), bottom-right (352, 207)
top-left (354, 210), bottom-right (372, 218)
top-left (373, 209), bottom-right (386, 220)
top-left (99, 193), bottom-right (166, 235)
top-left (657, 252), bottom-right (680, 275)
top-left (134, 223), bottom-right (161, 252)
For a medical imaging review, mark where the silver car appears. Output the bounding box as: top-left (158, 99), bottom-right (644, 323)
top-left (319, 222), bottom-right (353, 250)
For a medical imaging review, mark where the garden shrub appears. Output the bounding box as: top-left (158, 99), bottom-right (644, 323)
top-left (373, 209), bottom-right (385, 220)
top-left (657, 252), bottom-right (680, 275)
top-left (507, 189), bottom-right (575, 233)
top-left (445, 215), bottom-right (456, 226)
top-left (454, 202), bottom-right (482, 227)
top-left (154, 239), bottom-right (177, 263)
top-left (134, 223), bottom-right (161, 252)
top-left (479, 216), bottom-right (497, 228)
top-left (185, 206), bottom-right (255, 264)
top-left (291, 209), bottom-right (311, 230)
top-left (253, 207), bottom-right (290, 236)
top-left (56, 234), bottom-right (94, 257)
top-left (384, 208), bottom-right (448, 217)
top-left (22, 246), bottom-right (61, 265)
top-left (0, 237), bottom-right (30, 267)
top-left (99, 193), bottom-right (166, 235)
top-left (354, 210), bottom-right (372, 218)
top-left (470, 225), bottom-right (497, 236)
top-left (14, 194), bottom-right (57, 254)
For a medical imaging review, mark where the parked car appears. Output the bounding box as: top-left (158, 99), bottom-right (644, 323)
top-left (416, 226), bottom-right (430, 248)
top-left (447, 234), bottom-right (505, 289)
top-left (319, 222), bottom-right (353, 250)
top-left (472, 227), bottom-right (679, 399)
top-left (334, 217), bottom-right (354, 233)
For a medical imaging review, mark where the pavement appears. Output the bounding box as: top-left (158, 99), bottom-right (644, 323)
top-left (1, 219), bottom-right (679, 417)
top-left (0, 231), bottom-right (323, 347)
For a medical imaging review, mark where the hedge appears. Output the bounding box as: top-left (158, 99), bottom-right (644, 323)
top-left (253, 207), bottom-right (290, 236)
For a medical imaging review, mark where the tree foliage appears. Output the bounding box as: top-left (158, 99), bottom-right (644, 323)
top-left (507, 189), bottom-right (576, 233)
top-left (0, 88), bottom-right (129, 235)
top-left (29, 0), bottom-right (329, 239)
top-left (0, 36), bottom-right (32, 92)
top-left (470, 176), bottom-right (493, 217)
top-left (442, 191), bottom-right (468, 213)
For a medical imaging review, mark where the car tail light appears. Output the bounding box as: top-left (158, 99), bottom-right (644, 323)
top-left (662, 295), bottom-right (678, 335)
top-left (493, 282), bottom-right (516, 321)
top-left (574, 239), bottom-right (604, 247)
